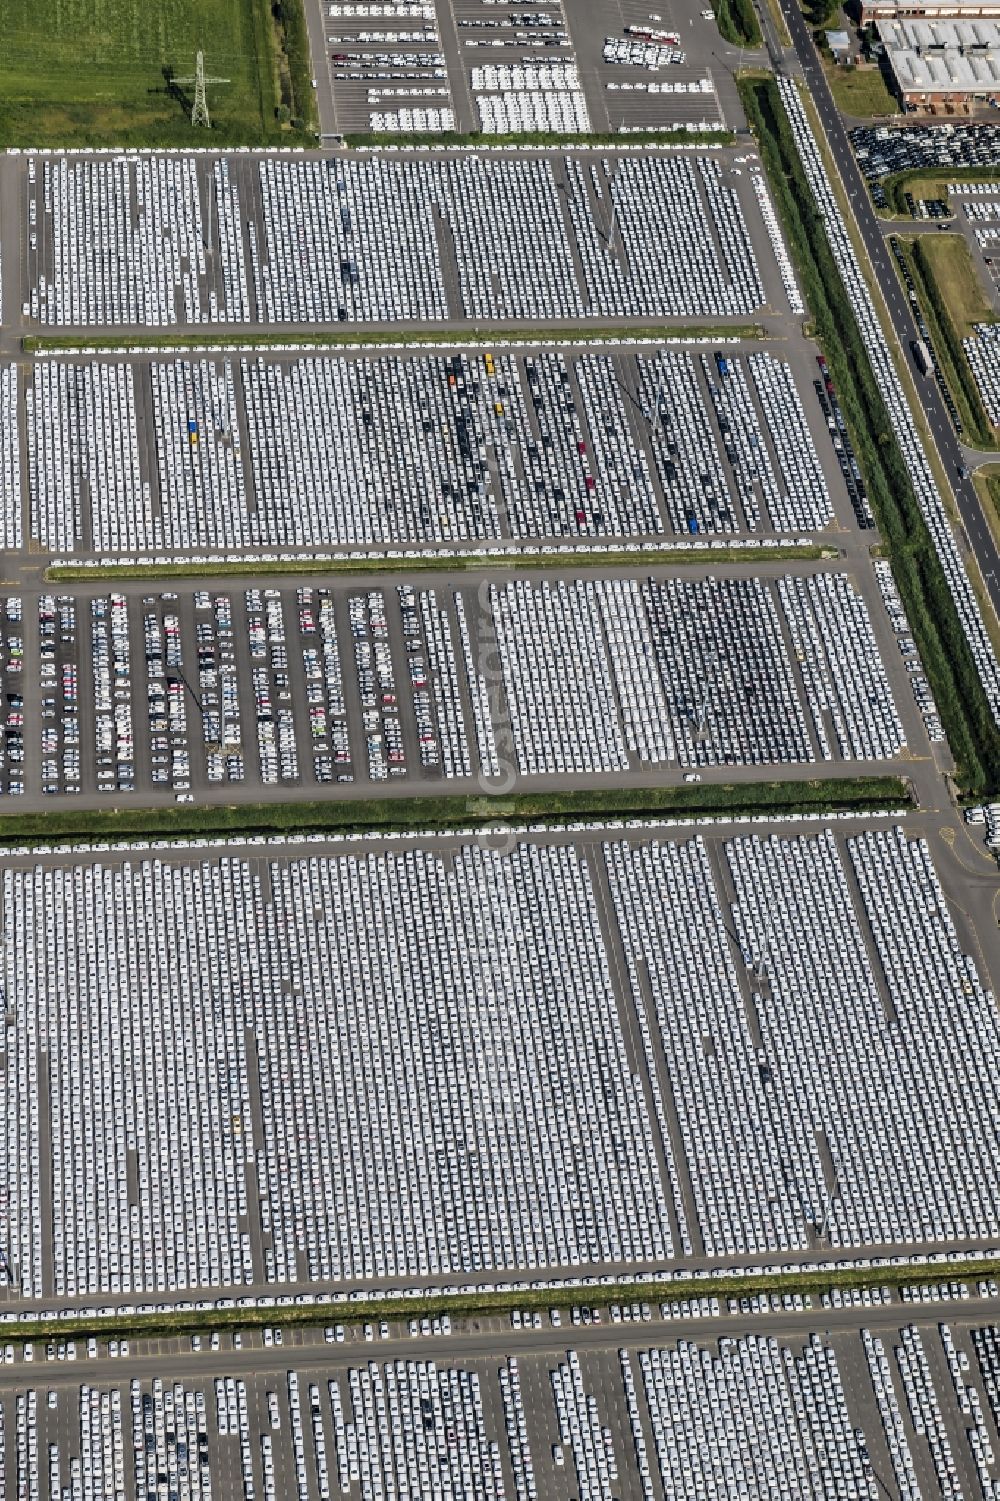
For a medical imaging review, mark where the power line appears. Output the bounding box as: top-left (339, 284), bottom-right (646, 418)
top-left (173, 51), bottom-right (230, 129)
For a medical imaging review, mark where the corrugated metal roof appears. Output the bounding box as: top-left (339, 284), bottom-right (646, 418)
top-left (882, 14), bottom-right (1000, 87)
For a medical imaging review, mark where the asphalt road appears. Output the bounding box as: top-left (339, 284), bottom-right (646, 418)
top-left (775, 0), bottom-right (1000, 623)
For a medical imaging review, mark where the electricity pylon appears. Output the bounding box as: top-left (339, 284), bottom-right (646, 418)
top-left (175, 51), bottom-right (229, 129)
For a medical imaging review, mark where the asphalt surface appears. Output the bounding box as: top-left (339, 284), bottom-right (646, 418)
top-left (776, 0), bottom-right (1000, 621)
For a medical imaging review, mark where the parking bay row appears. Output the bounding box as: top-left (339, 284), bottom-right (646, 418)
top-left (0, 565), bottom-right (913, 802)
top-left (13, 344), bottom-right (854, 559)
top-left (0, 1320), bottom-right (997, 1498)
top-left (0, 823), bottom-right (996, 1304)
top-left (25, 151), bottom-right (789, 328)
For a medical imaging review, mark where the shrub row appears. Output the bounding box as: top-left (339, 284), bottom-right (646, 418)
top-left (5, 1251), bottom-right (998, 1344)
top-left (712, 0), bottom-right (763, 47)
top-left (0, 777), bottom-right (908, 849)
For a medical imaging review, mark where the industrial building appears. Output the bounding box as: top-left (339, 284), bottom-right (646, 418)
top-left (863, 0), bottom-right (1000, 23)
top-left (878, 17), bottom-right (1000, 108)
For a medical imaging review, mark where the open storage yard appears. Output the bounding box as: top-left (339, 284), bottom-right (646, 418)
top-left (0, 562), bottom-right (931, 808)
top-left (0, 13), bottom-right (999, 1497)
top-left (16, 342), bottom-right (850, 558)
top-left (0, 821), bottom-right (995, 1303)
top-left (314, 0), bottom-right (736, 137)
top-left (3, 1315), bottom-right (1000, 1498)
top-left (16, 148), bottom-right (793, 327)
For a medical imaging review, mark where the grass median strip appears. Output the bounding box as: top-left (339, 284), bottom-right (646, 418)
top-left (0, 778), bottom-right (909, 849)
top-left (45, 544), bottom-right (832, 582)
top-left (5, 1252), bottom-right (996, 1344)
top-left (24, 324), bottom-right (765, 356)
top-left (740, 74), bottom-right (1000, 798)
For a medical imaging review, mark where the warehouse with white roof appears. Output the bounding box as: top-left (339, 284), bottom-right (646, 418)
top-left (863, 0), bottom-right (1000, 21)
top-left (878, 16), bottom-right (1000, 107)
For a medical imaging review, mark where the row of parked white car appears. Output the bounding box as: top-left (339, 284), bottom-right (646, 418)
top-left (25, 345), bottom-right (838, 557)
top-left (1, 824), bottom-right (994, 1303)
top-left (608, 826), bottom-right (1000, 1260)
top-left (3, 1326), bottom-right (990, 1501)
top-left (962, 321), bottom-right (1000, 426)
top-left (0, 840), bottom-right (673, 1299)
top-left (30, 151), bottom-right (774, 327)
top-left (1, 1336), bottom-right (919, 1501)
top-left (489, 573), bottom-right (902, 775)
top-left (635, 1336), bottom-right (871, 1500)
top-left (0, 367), bottom-right (21, 550)
top-left (475, 89), bottom-right (590, 133)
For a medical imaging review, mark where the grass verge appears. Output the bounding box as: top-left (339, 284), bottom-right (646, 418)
top-left (903, 235), bottom-right (998, 450)
top-left (740, 74), bottom-right (1000, 797)
top-left (913, 233), bottom-right (996, 339)
top-left (4, 1252), bottom-right (996, 1343)
top-left (0, 778), bottom-right (909, 849)
top-left (973, 465), bottom-right (1000, 550)
top-left (23, 324), bottom-right (765, 356)
top-left (825, 63), bottom-right (897, 120)
top-left (45, 544), bottom-right (831, 583)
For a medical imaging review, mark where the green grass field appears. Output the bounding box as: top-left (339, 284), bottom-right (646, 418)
top-left (0, 0), bottom-right (312, 146)
top-left (825, 64), bottom-right (898, 120)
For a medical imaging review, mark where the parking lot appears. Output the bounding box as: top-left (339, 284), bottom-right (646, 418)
top-left (0, 561), bottom-right (925, 807)
top-left (0, 82), bottom-right (996, 1500)
top-left (851, 121), bottom-right (1000, 211)
top-left (19, 147), bottom-right (798, 328)
top-left (308, 0), bottom-right (739, 138)
top-left (18, 341), bottom-right (856, 559)
top-left (2, 1309), bottom-right (1000, 1498)
top-left (0, 819), bottom-right (995, 1308)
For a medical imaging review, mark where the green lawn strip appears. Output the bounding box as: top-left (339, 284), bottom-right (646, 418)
top-left (739, 74), bottom-right (1000, 797)
top-left (0, 778), bottom-right (909, 849)
top-left (7, 1253), bottom-right (996, 1343)
top-left (711, 0), bottom-right (763, 48)
top-left (344, 128), bottom-right (736, 147)
top-left (24, 324), bottom-right (764, 355)
top-left (46, 544), bottom-right (831, 582)
top-left (825, 64), bottom-right (897, 120)
top-left (903, 238), bottom-right (998, 450)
